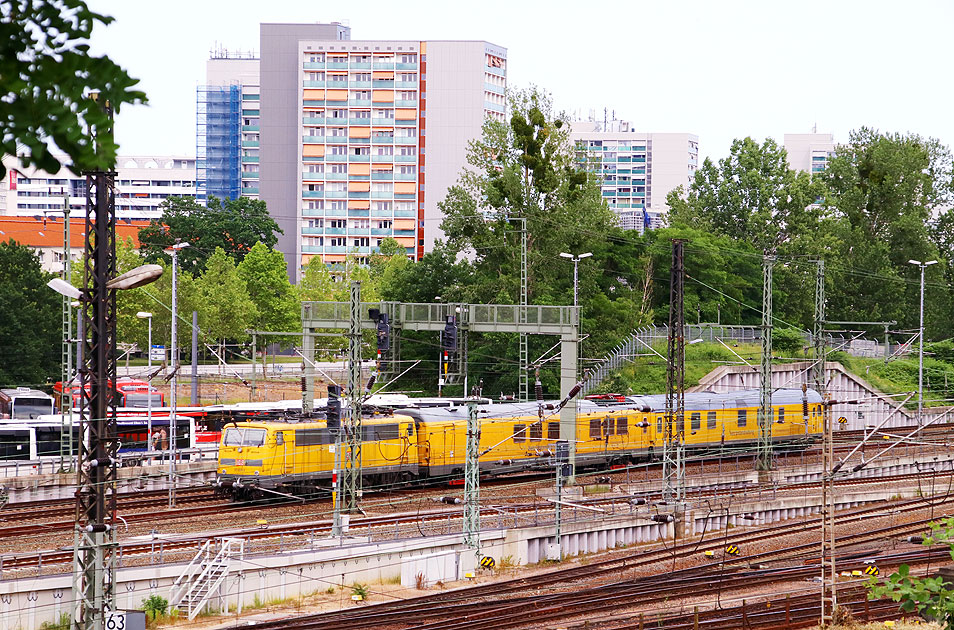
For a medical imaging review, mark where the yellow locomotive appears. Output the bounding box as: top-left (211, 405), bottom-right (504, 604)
top-left (216, 388), bottom-right (823, 499)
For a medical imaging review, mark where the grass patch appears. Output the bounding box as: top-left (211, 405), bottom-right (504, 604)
top-left (584, 484), bottom-right (611, 495)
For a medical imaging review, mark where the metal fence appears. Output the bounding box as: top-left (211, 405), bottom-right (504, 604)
top-left (581, 324), bottom-right (912, 394)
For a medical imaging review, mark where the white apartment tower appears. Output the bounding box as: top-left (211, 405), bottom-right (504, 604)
top-left (570, 121), bottom-right (699, 232)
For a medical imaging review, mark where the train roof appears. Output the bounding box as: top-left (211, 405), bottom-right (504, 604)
top-left (223, 413), bottom-right (415, 430)
top-left (0, 388), bottom-right (53, 399)
top-left (399, 388), bottom-right (823, 423)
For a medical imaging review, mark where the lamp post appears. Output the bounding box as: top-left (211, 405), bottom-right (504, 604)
top-left (167, 242), bottom-right (190, 508)
top-left (908, 259), bottom-right (938, 426)
top-left (136, 312), bottom-right (153, 454)
top-left (559, 252), bottom-right (592, 308)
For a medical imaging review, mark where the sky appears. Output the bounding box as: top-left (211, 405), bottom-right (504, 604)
top-left (85, 0), bottom-right (954, 164)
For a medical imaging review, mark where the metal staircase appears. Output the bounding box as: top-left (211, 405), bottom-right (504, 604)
top-left (170, 538), bottom-right (243, 620)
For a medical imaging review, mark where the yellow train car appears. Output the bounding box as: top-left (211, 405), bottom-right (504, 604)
top-left (401, 388), bottom-right (823, 478)
top-left (216, 413), bottom-right (416, 500)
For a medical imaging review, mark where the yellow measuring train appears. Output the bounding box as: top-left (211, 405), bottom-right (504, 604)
top-left (216, 388), bottom-right (823, 500)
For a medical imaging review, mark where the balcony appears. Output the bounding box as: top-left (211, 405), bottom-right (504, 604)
top-left (302, 226), bottom-right (324, 235)
top-left (327, 62), bottom-right (348, 70)
top-left (304, 62), bottom-right (326, 70)
top-left (241, 172), bottom-right (259, 179)
top-left (302, 135), bottom-right (325, 144)
top-left (348, 155), bottom-right (370, 162)
top-left (394, 155), bottom-right (416, 162)
top-left (395, 119), bottom-right (416, 126)
top-left (302, 117), bottom-right (325, 125)
top-left (301, 171), bottom-right (324, 181)
top-left (372, 154), bottom-right (394, 163)
top-left (242, 125), bottom-right (260, 131)
top-left (348, 208), bottom-right (370, 217)
top-left (302, 208), bottom-right (324, 217)
top-left (349, 118), bottom-right (371, 126)
top-left (350, 174), bottom-right (370, 181)
top-left (324, 227), bottom-right (346, 235)
top-left (348, 192), bottom-right (370, 199)
top-left (322, 191), bottom-right (346, 199)
top-left (394, 100), bottom-right (417, 108)
top-left (394, 173), bottom-right (415, 181)
top-left (371, 191), bottom-right (394, 198)
top-left (372, 80), bottom-right (395, 88)
top-left (242, 140), bottom-right (259, 147)
top-left (241, 156), bottom-right (259, 163)
top-left (395, 62), bottom-right (417, 71)
top-left (302, 245), bottom-right (323, 253)
top-left (370, 208), bottom-right (393, 217)
top-left (372, 136), bottom-right (394, 144)
top-left (303, 80), bottom-right (325, 88)
top-left (302, 191), bottom-right (324, 199)
top-left (371, 228), bottom-right (392, 236)
top-left (371, 172), bottom-right (393, 181)
top-left (349, 99), bottom-right (372, 107)
top-left (324, 172), bottom-right (347, 180)
top-left (372, 118), bottom-right (395, 126)
top-left (303, 100), bottom-right (325, 107)
top-left (394, 137), bottom-right (416, 145)
top-left (351, 80), bottom-right (371, 88)
top-left (395, 81), bottom-right (417, 89)
top-left (350, 62), bottom-right (371, 70)
top-left (373, 62), bottom-right (395, 70)
top-left (349, 137), bottom-right (370, 145)
top-left (241, 187), bottom-right (259, 195)
top-left (393, 208), bottom-right (416, 217)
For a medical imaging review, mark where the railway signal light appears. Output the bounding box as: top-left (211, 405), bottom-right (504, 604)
top-left (372, 312), bottom-right (390, 352)
top-left (441, 315), bottom-right (458, 356)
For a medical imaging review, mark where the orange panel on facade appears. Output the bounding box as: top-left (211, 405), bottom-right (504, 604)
top-left (395, 109), bottom-right (416, 120)
top-left (371, 164), bottom-right (393, 172)
top-left (301, 254), bottom-right (315, 265)
top-left (394, 218), bottom-right (416, 230)
top-left (302, 145), bottom-right (325, 157)
top-left (349, 163), bottom-right (371, 175)
top-left (324, 254), bottom-right (347, 262)
top-left (348, 181), bottom-right (371, 192)
top-left (326, 89), bottom-right (347, 101)
top-left (394, 181), bottom-right (416, 194)
top-left (372, 90), bottom-right (394, 102)
top-left (303, 89), bottom-right (325, 100)
top-left (348, 127), bottom-right (371, 138)
top-left (348, 199), bottom-right (370, 209)
top-left (394, 237), bottom-right (416, 247)
top-left (372, 71), bottom-right (394, 79)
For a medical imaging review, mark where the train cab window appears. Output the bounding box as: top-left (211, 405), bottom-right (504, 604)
top-left (375, 424), bottom-right (400, 441)
top-left (275, 432), bottom-right (284, 445)
top-left (513, 424), bottom-right (526, 443)
top-left (605, 417), bottom-right (615, 436)
top-left (589, 418), bottom-right (602, 440)
top-left (737, 409), bottom-right (747, 428)
top-left (656, 416), bottom-right (662, 434)
top-left (295, 428), bottom-right (333, 446)
top-left (547, 422), bottom-right (560, 440)
top-left (778, 407), bottom-right (785, 423)
top-left (707, 411), bottom-right (717, 430)
top-left (223, 428), bottom-right (267, 447)
top-left (529, 421), bottom-right (543, 440)
top-left (690, 412), bottom-right (701, 432)
top-left (617, 416), bottom-right (628, 435)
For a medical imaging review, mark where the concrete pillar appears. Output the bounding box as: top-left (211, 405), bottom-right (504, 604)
top-left (560, 331), bottom-right (579, 480)
top-left (303, 328), bottom-right (315, 412)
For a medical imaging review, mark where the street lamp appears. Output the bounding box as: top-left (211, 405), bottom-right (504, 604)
top-left (136, 312), bottom-right (154, 455)
top-left (559, 252), bottom-right (592, 307)
top-left (166, 242), bottom-right (190, 508)
top-left (908, 259), bottom-right (938, 425)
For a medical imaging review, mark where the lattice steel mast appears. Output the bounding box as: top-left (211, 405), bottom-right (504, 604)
top-left (664, 239), bottom-right (686, 502)
top-left (756, 254), bottom-right (775, 472)
top-left (60, 191), bottom-right (74, 472)
top-left (343, 281), bottom-right (363, 514)
top-left (519, 218), bottom-right (528, 402)
top-left (814, 259), bottom-right (838, 626)
top-left (462, 401), bottom-right (480, 556)
top-left (72, 94), bottom-right (119, 630)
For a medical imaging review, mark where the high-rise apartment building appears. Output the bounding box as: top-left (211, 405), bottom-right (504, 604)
top-left (0, 155), bottom-right (196, 219)
top-left (784, 133), bottom-right (835, 175)
top-left (197, 53), bottom-right (261, 202)
top-left (200, 23), bottom-right (506, 281)
top-left (570, 121), bottom-right (698, 232)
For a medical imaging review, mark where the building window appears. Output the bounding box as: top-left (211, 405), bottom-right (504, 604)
top-left (373, 201), bottom-right (392, 211)
top-left (353, 110), bottom-right (371, 119)
top-left (398, 90), bottom-right (417, 101)
top-left (306, 219), bottom-right (324, 228)
top-left (328, 145), bottom-right (347, 155)
top-left (352, 72), bottom-right (371, 81)
top-left (350, 90), bottom-right (371, 100)
top-left (373, 108), bottom-right (394, 119)
top-left (398, 146), bottom-right (416, 156)
top-left (375, 146), bottom-right (393, 156)
top-left (397, 165), bottom-right (416, 175)
top-left (329, 237), bottom-right (346, 247)
top-left (352, 219), bottom-right (370, 229)
top-left (330, 219), bottom-right (346, 229)
top-left (353, 237), bottom-right (370, 247)
top-left (399, 54), bottom-right (417, 64)
top-left (329, 109), bottom-right (348, 119)
top-left (377, 220), bottom-right (392, 229)
top-left (328, 127), bottom-right (347, 137)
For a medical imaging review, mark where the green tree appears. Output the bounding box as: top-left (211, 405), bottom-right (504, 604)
top-left (195, 248), bottom-right (257, 348)
top-left (138, 197), bottom-right (282, 274)
top-left (0, 240), bottom-right (60, 386)
top-left (869, 517), bottom-right (954, 628)
top-left (822, 128), bottom-right (953, 337)
top-left (237, 242), bottom-right (300, 340)
top-left (667, 137), bottom-right (827, 254)
top-left (0, 0), bottom-right (146, 178)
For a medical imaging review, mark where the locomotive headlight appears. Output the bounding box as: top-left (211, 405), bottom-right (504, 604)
top-left (254, 470), bottom-right (260, 476)
top-left (222, 469), bottom-right (227, 474)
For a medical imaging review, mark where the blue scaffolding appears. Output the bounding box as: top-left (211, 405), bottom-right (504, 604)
top-left (196, 85), bottom-right (241, 201)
